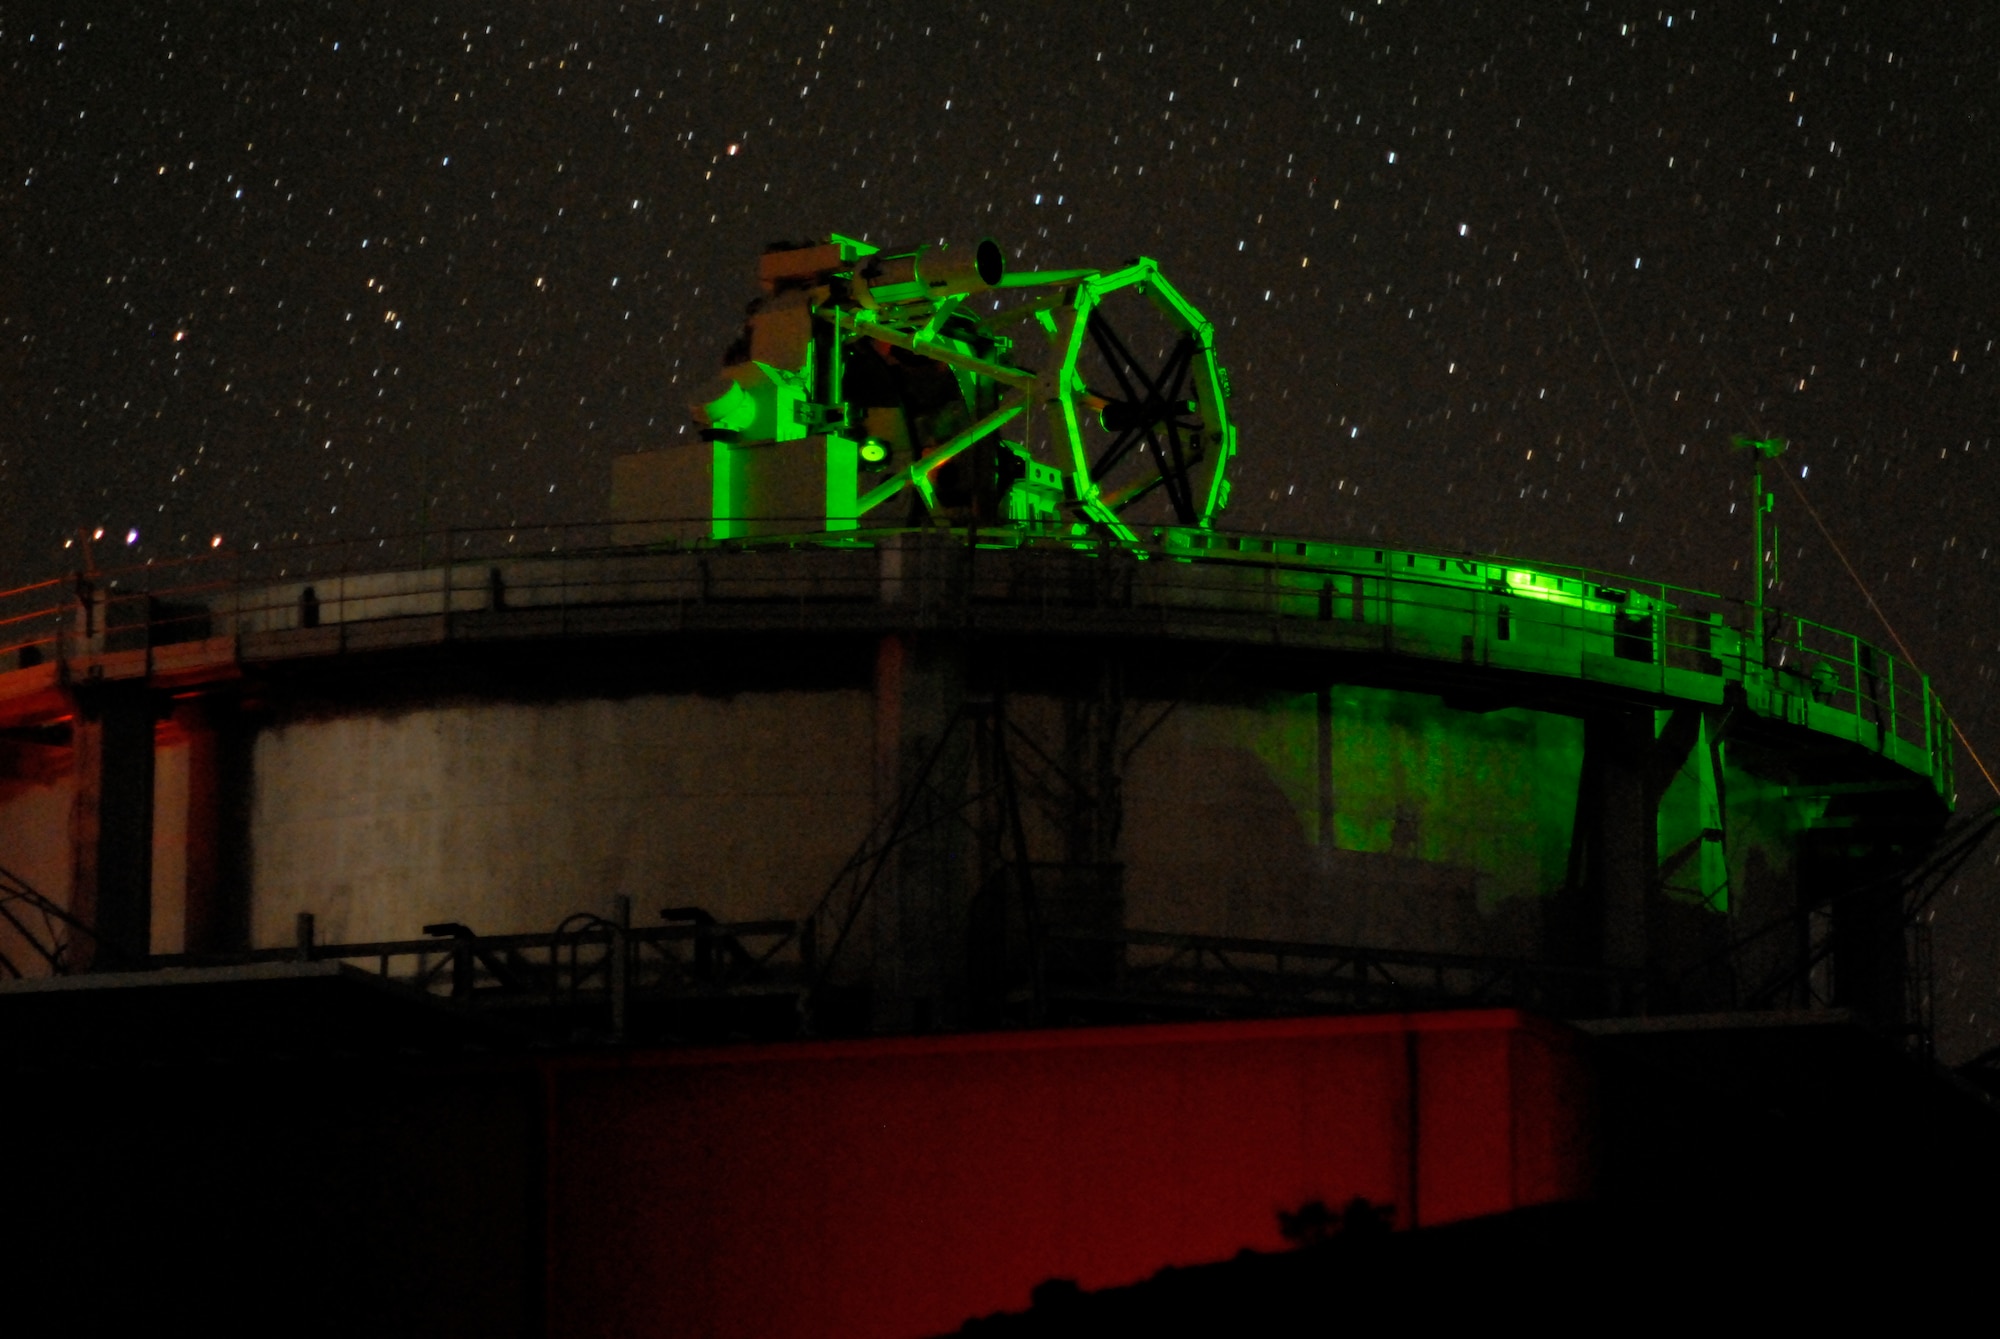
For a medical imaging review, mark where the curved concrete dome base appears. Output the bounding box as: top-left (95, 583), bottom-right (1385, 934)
top-left (250, 691), bottom-right (876, 949)
top-left (0, 528), bottom-right (1952, 1032)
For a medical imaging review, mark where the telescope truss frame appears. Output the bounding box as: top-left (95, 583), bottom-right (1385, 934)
top-left (837, 258), bottom-right (1238, 540)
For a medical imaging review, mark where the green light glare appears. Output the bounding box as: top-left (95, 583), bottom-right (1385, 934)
top-left (1243, 687), bottom-right (1585, 912)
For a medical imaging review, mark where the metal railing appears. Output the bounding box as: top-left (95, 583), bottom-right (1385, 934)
top-left (133, 912), bottom-right (1647, 1028)
top-left (149, 905), bottom-right (814, 1026)
top-left (0, 517), bottom-right (1952, 794)
top-left (1044, 925), bottom-right (1646, 1018)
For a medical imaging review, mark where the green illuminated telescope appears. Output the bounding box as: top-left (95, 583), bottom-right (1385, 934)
top-left (691, 234), bottom-right (1238, 540)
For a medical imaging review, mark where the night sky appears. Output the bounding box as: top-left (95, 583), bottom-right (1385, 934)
top-left (7, 3), bottom-right (2000, 1055)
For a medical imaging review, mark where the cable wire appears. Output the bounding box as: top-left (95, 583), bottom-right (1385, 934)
top-left (1702, 351), bottom-right (1999, 799)
top-left (1546, 199), bottom-right (1657, 476)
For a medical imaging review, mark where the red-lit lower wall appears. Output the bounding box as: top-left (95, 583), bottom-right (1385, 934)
top-left (546, 1010), bottom-right (1591, 1339)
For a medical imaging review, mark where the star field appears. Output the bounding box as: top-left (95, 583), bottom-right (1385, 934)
top-left (6, 1), bottom-right (2000, 1054)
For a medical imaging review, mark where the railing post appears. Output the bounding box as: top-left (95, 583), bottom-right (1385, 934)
top-left (1850, 633), bottom-right (1863, 742)
top-left (295, 911), bottom-right (315, 963)
top-left (1939, 699), bottom-right (1950, 798)
top-left (610, 893), bottom-right (631, 1041)
top-left (1383, 572), bottom-right (1394, 652)
top-left (1921, 676), bottom-right (1936, 778)
top-left (451, 935), bottom-right (474, 998)
top-left (1656, 604), bottom-right (1666, 690)
top-left (1886, 654), bottom-right (1898, 749)
top-left (443, 528), bottom-right (456, 616)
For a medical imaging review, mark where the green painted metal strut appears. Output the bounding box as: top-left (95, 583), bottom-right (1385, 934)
top-left (692, 235), bottom-right (1239, 540)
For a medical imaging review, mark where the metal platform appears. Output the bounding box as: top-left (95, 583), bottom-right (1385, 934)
top-left (0, 522), bottom-right (1955, 799)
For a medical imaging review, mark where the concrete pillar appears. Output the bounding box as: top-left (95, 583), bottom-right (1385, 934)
top-left (70, 680), bottom-right (156, 969)
top-left (1316, 686), bottom-right (1336, 855)
top-left (1810, 835), bottom-right (1907, 1027)
top-left (1641, 707), bottom-right (1738, 1009)
top-left (871, 631), bottom-right (970, 1031)
top-left (1046, 659), bottom-right (1124, 991)
top-left (1312, 685), bottom-right (1337, 908)
top-left (1831, 883), bottom-right (1904, 1024)
top-left (175, 700), bottom-right (225, 954)
top-left (1594, 711), bottom-right (1655, 981)
top-left (1554, 710), bottom-right (1655, 1009)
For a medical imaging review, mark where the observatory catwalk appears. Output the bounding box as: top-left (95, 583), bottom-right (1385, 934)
top-left (1, 237), bottom-right (1995, 1333)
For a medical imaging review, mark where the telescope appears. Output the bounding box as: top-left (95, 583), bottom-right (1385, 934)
top-left (850, 238), bottom-right (1006, 309)
top-left (671, 232), bottom-right (1237, 542)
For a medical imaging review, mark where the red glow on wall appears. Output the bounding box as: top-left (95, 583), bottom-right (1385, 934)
top-left (545, 1010), bottom-right (1590, 1338)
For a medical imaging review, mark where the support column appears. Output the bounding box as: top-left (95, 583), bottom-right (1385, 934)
top-left (1595, 711), bottom-right (1654, 980)
top-left (871, 631), bottom-right (969, 1031)
top-left (1556, 710), bottom-right (1655, 1009)
top-left (1831, 881), bottom-right (1905, 1024)
top-left (1316, 685), bottom-right (1336, 856)
top-left (176, 700), bottom-right (224, 954)
top-left (1048, 655), bottom-right (1124, 991)
top-left (1644, 707), bottom-right (1738, 1009)
top-left (1811, 834), bottom-right (1908, 1027)
top-left (70, 680), bottom-right (156, 969)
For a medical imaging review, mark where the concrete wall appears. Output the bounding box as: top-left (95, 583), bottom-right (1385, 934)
top-left (249, 692), bottom-right (877, 947)
top-left (0, 777), bottom-right (73, 901)
top-left (5, 670), bottom-right (1621, 983)
top-left (244, 682), bottom-right (1583, 964)
top-left (0, 768), bottom-right (76, 973)
top-left (150, 734), bottom-right (189, 955)
top-left (0, 726), bottom-right (209, 969)
top-left (1120, 691), bottom-right (1579, 959)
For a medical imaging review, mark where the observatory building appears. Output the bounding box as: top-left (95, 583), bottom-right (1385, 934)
top-left (0, 236), bottom-right (1984, 1334)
